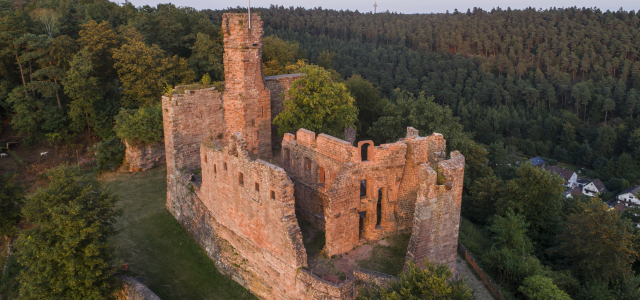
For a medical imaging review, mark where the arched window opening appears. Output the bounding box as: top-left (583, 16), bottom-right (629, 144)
top-left (361, 143), bottom-right (369, 161)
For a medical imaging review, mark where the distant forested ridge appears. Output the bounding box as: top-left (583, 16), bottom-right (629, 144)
top-left (212, 6), bottom-right (640, 184)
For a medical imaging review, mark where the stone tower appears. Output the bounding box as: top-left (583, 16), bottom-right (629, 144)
top-left (222, 13), bottom-right (272, 158)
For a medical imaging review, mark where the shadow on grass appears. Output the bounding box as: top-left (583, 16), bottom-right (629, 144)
top-left (102, 165), bottom-right (254, 300)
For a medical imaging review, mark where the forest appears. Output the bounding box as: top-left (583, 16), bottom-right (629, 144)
top-left (1, 1), bottom-right (640, 299)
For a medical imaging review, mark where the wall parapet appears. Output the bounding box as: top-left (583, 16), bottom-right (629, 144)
top-left (298, 268), bottom-right (357, 299)
top-left (353, 268), bottom-right (398, 287)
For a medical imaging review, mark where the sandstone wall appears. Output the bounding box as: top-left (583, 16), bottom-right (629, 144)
top-left (124, 141), bottom-right (165, 172)
top-left (223, 13), bottom-right (272, 158)
top-left (265, 73), bottom-right (303, 149)
top-left (405, 151), bottom-right (465, 273)
top-left (282, 127), bottom-right (453, 256)
top-left (353, 268), bottom-right (398, 288)
top-left (199, 133), bottom-right (308, 299)
top-left (162, 87), bottom-right (224, 212)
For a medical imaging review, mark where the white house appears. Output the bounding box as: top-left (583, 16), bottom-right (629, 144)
top-left (545, 166), bottom-right (578, 189)
top-left (617, 186), bottom-right (640, 207)
top-left (582, 179), bottom-right (607, 197)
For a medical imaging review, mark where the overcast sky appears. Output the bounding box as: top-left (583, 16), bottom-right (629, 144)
top-left (119, 0), bottom-right (639, 14)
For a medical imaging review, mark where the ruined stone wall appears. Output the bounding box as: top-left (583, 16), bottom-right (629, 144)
top-left (124, 141), bottom-right (165, 172)
top-left (405, 151), bottom-right (465, 273)
top-left (282, 127), bottom-right (451, 256)
top-left (353, 268), bottom-right (398, 288)
top-left (199, 133), bottom-right (307, 299)
top-left (265, 73), bottom-right (304, 149)
top-left (222, 13), bottom-right (272, 158)
top-left (162, 88), bottom-right (224, 212)
top-left (161, 88), bottom-right (224, 173)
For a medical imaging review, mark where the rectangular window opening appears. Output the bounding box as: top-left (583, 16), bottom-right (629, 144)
top-left (304, 157), bottom-right (311, 175)
top-left (214, 164), bottom-right (217, 173)
top-left (255, 182), bottom-right (260, 192)
top-left (270, 190), bottom-right (275, 200)
top-left (224, 162), bottom-right (227, 171)
top-left (360, 180), bottom-right (367, 198)
top-left (318, 166), bottom-right (325, 184)
top-left (239, 172), bottom-right (244, 186)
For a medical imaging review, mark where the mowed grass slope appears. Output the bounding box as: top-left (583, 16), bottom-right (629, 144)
top-left (102, 166), bottom-right (254, 300)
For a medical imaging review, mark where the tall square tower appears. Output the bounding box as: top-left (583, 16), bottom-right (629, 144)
top-left (222, 13), bottom-right (272, 158)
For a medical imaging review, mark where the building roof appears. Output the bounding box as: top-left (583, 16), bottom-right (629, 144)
top-left (590, 179), bottom-right (607, 193)
top-left (264, 73), bottom-right (304, 80)
top-left (545, 166), bottom-right (575, 181)
top-left (612, 202), bottom-right (626, 213)
top-left (619, 186), bottom-right (640, 196)
top-left (528, 156), bottom-right (546, 166)
top-left (577, 178), bottom-right (591, 185)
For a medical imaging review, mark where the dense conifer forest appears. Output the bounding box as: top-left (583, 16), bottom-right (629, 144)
top-left (2, 1), bottom-right (640, 299)
top-left (214, 6), bottom-right (640, 189)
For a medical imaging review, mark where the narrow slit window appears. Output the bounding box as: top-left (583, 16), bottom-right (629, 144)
top-left (360, 180), bottom-right (367, 197)
top-left (239, 172), bottom-right (244, 186)
top-left (205, 155), bottom-right (207, 163)
top-left (318, 166), bottom-right (325, 184)
top-left (304, 157), bottom-right (311, 174)
top-left (224, 162), bottom-right (227, 171)
top-left (255, 182), bottom-right (260, 192)
top-left (270, 190), bottom-right (275, 200)
top-left (214, 164), bottom-right (217, 173)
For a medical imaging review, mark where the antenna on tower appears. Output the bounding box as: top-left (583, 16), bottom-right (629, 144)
top-left (374, 1), bottom-right (377, 14)
top-left (248, 0), bottom-right (251, 29)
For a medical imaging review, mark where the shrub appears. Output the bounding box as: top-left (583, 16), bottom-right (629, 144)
top-left (113, 105), bottom-right (164, 146)
top-left (94, 137), bottom-right (125, 170)
top-left (518, 275), bottom-right (572, 300)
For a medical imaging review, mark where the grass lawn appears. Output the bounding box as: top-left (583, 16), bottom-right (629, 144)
top-left (356, 233), bottom-right (411, 276)
top-left (102, 165), bottom-right (254, 300)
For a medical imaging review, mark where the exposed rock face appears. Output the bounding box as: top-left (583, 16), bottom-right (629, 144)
top-left (124, 140), bottom-right (166, 172)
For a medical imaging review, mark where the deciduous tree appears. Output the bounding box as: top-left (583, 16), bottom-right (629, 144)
top-left (273, 64), bottom-right (358, 138)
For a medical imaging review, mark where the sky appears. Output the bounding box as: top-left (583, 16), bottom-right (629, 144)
top-left (120, 0), bottom-right (640, 14)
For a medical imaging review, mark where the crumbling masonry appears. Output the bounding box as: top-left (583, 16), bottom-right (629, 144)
top-left (162, 13), bottom-right (465, 300)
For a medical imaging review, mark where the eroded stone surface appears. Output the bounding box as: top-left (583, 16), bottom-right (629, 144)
top-left (124, 141), bottom-right (165, 172)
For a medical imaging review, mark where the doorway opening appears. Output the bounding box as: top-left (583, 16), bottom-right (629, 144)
top-left (359, 211), bottom-right (367, 239)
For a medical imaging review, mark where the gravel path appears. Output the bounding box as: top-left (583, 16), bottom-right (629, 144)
top-left (456, 257), bottom-right (495, 300)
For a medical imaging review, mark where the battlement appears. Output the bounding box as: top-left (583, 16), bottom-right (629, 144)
top-left (223, 13), bottom-right (263, 49)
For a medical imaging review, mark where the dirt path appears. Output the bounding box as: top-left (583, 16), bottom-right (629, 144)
top-left (456, 256), bottom-right (495, 300)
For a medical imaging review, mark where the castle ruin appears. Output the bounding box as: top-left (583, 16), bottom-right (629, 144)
top-left (162, 13), bottom-right (465, 300)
